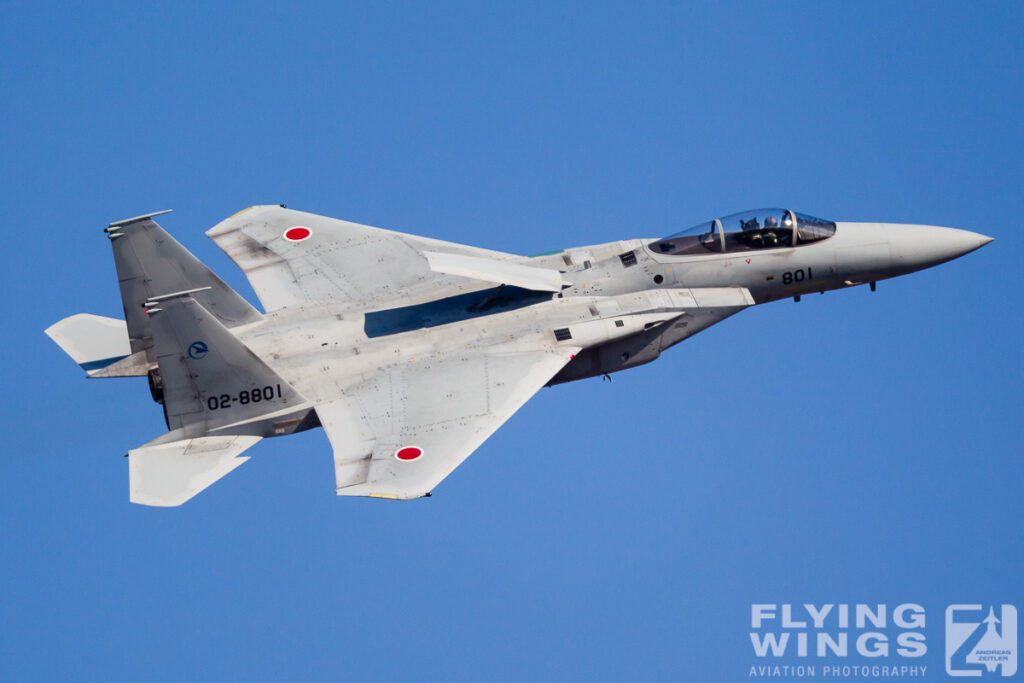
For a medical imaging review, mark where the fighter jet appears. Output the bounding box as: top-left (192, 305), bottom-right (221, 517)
top-left (45, 206), bottom-right (992, 506)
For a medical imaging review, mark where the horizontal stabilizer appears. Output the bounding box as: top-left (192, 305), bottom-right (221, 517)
top-left (129, 435), bottom-right (261, 506)
top-left (44, 313), bottom-right (146, 376)
top-left (423, 251), bottom-right (567, 292)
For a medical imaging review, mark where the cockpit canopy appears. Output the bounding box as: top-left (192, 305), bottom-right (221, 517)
top-left (649, 209), bottom-right (837, 256)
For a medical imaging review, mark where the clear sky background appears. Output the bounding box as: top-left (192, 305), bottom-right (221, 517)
top-left (1, 2), bottom-right (1021, 680)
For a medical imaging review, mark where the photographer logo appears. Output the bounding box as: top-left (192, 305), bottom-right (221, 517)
top-left (946, 605), bottom-right (1017, 677)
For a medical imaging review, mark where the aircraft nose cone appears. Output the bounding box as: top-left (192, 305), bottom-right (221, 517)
top-left (885, 224), bottom-right (993, 275)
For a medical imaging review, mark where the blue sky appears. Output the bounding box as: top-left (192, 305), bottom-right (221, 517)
top-left (1, 2), bottom-right (1021, 680)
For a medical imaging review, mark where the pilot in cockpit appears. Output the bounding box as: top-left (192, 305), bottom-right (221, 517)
top-left (762, 215), bottom-right (780, 247)
top-left (741, 217), bottom-right (763, 248)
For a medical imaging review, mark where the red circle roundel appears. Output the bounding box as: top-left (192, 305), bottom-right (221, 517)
top-left (395, 446), bottom-right (423, 461)
top-left (284, 226), bottom-right (312, 242)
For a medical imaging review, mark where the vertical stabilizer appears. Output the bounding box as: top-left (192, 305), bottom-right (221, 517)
top-left (105, 211), bottom-right (263, 360)
top-left (146, 294), bottom-right (307, 435)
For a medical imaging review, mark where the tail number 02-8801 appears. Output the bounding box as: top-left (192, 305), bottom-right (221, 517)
top-left (207, 384), bottom-right (283, 410)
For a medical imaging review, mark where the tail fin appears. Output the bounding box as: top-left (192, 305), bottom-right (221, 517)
top-left (146, 293), bottom-right (309, 434)
top-left (105, 210), bottom-right (263, 361)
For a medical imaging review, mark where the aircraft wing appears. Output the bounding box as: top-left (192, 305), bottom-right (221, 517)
top-left (207, 205), bottom-right (546, 312)
top-left (315, 345), bottom-right (579, 499)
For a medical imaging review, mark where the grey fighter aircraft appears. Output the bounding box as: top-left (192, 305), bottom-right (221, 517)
top-left (46, 206), bottom-right (992, 506)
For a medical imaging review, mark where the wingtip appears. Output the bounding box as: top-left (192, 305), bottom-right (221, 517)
top-left (206, 204), bottom-right (296, 237)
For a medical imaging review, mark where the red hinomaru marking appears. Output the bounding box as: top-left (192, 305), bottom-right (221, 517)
top-left (284, 226), bottom-right (312, 242)
top-left (395, 446), bottom-right (423, 461)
